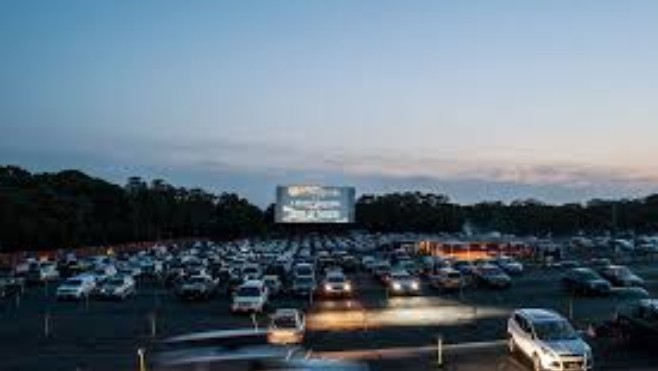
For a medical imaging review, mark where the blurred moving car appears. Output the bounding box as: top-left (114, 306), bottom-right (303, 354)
top-left (232, 280), bottom-right (268, 313)
top-left (598, 265), bottom-right (644, 287)
top-left (387, 270), bottom-right (420, 296)
top-left (154, 327), bottom-right (366, 371)
top-left (508, 308), bottom-right (593, 371)
top-left (268, 308), bottom-right (305, 345)
top-left (562, 268), bottom-right (612, 296)
top-left (96, 275), bottom-right (136, 300)
top-left (429, 267), bottom-right (464, 291)
top-left (474, 264), bottom-right (512, 289)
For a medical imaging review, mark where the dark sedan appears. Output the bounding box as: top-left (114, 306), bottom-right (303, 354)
top-left (562, 267), bottom-right (612, 296)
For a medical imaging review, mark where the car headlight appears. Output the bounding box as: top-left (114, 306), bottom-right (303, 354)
top-left (392, 283), bottom-right (401, 290)
top-left (411, 281), bottom-right (420, 290)
top-left (324, 284), bottom-right (331, 291)
top-left (345, 283), bottom-right (352, 291)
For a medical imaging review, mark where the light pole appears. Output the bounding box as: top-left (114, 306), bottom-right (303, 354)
top-left (137, 348), bottom-right (146, 371)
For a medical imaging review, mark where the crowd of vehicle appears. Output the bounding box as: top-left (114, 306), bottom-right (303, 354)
top-left (1, 232), bottom-right (657, 370)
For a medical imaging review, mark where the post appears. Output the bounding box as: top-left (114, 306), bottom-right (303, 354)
top-left (251, 313), bottom-right (259, 331)
top-left (568, 298), bottom-right (574, 321)
top-left (137, 348), bottom-right (146, 371)
top-left (437, 335), bottom-right (443, 367)
top-left (44, 312), bottom-right (51, 338)
top-left (150, 312), bottom-right (157, 338)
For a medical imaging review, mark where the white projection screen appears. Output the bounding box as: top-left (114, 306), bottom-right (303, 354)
top-left (275, 185), bottom-right (356, 224)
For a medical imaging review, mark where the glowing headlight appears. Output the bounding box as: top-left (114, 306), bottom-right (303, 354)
top-left (324, 284), bottom-right (331, 291)
top-left (392, 283), bottom-right (402, 290)
top-left (411, 281), bottom-right (420, 290)
top-left (345, 283), bottom-right (352, 291)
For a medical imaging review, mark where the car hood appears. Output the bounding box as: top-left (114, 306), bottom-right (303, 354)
top-left (543, 339), bottom-right (590, 356)
top-left (622, 274), bottom-right (643, 284)
top-left (234, 297), bottom-right (262, 304)
top-left (181, 283), bottom-right (206, 290)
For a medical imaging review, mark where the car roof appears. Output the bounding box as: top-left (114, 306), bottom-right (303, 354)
top-left (241, 280), bottom-right (264, 287)
top-left (638, 299), bottom-right (658, 309)
top-left (516, 308), bottom-right (564, 322)
top-left (273, 308), bottom-right (300, 317)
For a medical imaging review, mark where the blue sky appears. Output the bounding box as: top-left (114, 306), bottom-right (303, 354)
top-left (1, 1), bottom-right (658, 206)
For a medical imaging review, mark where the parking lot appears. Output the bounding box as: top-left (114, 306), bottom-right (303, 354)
top-left (1, 240), bottom-right (657, 371)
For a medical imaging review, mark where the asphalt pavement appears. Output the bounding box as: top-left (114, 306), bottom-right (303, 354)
top-left (1, 263), bottom-right (657, 371)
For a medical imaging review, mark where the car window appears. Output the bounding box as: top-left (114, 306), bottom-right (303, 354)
top-left (327, 275), bottom-right (345, 283)
top-left (237, 286), bottom-right (261, 297)
top-left (533, 320), bottom-right (578, 341)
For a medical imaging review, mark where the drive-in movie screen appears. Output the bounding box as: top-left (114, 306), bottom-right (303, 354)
top-left (275, 186), bottom-right (355, 224)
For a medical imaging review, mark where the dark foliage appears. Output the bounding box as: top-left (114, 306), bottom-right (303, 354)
top-left (2, 165), bottom-right (658, 252)
top-left (0, 166), bottom-right (266, 251)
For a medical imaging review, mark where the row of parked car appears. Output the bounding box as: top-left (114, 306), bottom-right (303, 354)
top-left (561, 263), bottom-right (647, 296)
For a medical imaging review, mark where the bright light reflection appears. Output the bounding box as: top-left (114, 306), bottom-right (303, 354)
top-left (307, 298), bottom-right (511, 331)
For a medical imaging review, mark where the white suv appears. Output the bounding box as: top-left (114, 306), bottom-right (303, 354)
top-left (507, 309), bottom-right (592, 371)
top-left (231, 280), bottom-right (269, 313)
top-left (56, 275), bottom-right (96, 300)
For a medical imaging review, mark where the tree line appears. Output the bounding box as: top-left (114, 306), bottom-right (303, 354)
top-left (2, 165), bottom-right (658, 251)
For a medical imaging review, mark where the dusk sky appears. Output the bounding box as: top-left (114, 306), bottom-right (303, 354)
top-left (2, 1), bottom-right (658, 206)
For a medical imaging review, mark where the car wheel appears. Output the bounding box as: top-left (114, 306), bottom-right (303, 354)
top-left (533, 354), bottom-right (543, 371)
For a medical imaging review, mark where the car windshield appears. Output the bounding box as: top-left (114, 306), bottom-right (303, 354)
top-left (64, 279), bottom-right (82, 287)
top-left (576, 270), bottom-right (600, 280)
top-left (273, 316), bottom-right (297, 329)
top-left (481, 266), bottom-right (503, 275)
top-left (534, 320), bottom-right (578, 341)
top-left (614, 267), bottom-right (632, 276)
top-left (296, 267), bottom-right (312, 276)
top-left (107, 279), bottom-right (124, 286)
top-left (237, 286), bottom-right (261, 297)
top-left (327, 276), bottom-right (345, 283)
top-left (392, 273), bottom-right (410, 280)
